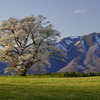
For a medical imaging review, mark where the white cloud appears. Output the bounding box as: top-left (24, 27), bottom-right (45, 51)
top-left (74, 9), bottom-right (86, 14)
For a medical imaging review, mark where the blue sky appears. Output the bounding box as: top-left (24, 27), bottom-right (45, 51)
top-left (0, 0), bottom-right (100, 39)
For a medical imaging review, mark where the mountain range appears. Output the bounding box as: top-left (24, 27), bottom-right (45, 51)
top-left (47, 32), bottom-right (100, 74)
top-left (0, 32), bottom-right (100, 75)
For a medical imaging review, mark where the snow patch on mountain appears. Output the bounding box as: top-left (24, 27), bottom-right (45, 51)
top-left (95, 35), bottom-right (100, 44)
top-left (65, 40), bottom-right (73, 45)
top-left (75, 41), bottom-right (80, 46)
top-left (92, 43), bottom-right (99, 53)
top-left (57, 44), bottom-right (66, 50)
top-left (81, 40), bottom-right (86, 52)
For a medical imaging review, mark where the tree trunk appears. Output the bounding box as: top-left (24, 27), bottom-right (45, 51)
top-left (19, 71), bottom-right (27, 76)
top-left (19, 68), bottom-right (29, 76)
top-left (19, 63), bottom-right (32, 76)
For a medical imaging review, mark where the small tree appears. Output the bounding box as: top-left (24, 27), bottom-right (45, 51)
top-left (0, 15), bottom-right (66, 76)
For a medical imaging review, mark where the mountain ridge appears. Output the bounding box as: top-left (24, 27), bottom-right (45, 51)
top-left (56, 32), bottom-right (100, 73)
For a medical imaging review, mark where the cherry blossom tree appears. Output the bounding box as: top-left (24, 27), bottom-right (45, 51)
top-left (0, 15), bottom-right (66, 76)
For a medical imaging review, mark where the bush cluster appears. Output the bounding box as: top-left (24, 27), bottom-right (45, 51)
top-left (27, 72), bottom-right (100, 77)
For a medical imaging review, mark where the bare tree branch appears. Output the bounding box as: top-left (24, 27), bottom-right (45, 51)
top-left (0, 15), bottom-right (65, 76)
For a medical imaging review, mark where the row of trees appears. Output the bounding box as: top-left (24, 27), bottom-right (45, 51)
top-left (27, 72), bottom-right (100, 77)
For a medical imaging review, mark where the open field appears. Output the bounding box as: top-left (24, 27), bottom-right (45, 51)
top-left (0, 76), bottom-right (100, 100)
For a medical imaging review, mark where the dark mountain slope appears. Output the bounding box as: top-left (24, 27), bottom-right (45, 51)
top-left (57, 32), bottom-right (100, 73)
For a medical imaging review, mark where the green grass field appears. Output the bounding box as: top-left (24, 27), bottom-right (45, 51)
top-left (0, 76), bottom-right (100, 100)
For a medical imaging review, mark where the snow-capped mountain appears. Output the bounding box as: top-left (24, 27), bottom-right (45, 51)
top-left (47, 32), bottom-right (100, 73)
top-left (57, 36), bottom-right (81, 52)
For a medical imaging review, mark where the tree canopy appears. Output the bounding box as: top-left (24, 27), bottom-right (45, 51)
top-left (0, 15), bottom-right (66, 76)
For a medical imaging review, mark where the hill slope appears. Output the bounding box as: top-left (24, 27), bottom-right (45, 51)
top-left (57, 32), bottom-right (100, 73)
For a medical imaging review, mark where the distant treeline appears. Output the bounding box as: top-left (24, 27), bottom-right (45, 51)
top-left (27, 72), bottom-right (100, 77)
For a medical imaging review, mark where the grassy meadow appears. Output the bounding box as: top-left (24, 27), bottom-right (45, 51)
top-left (0, 76), bottom-right (100, 100)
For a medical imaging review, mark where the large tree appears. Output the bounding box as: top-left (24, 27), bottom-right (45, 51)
top-left (0, 15), bottom-right (66, 76)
